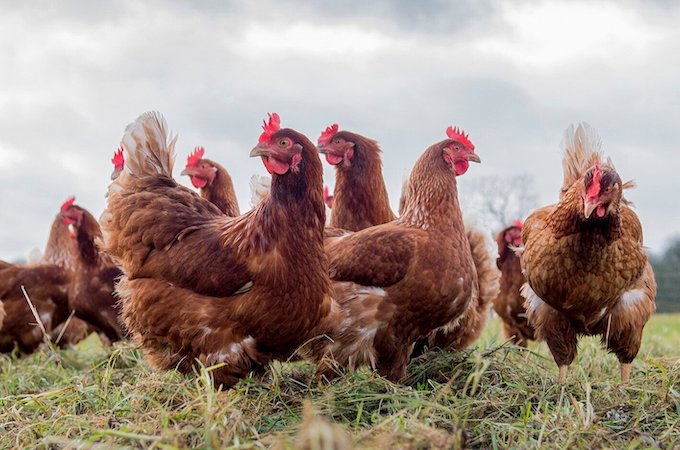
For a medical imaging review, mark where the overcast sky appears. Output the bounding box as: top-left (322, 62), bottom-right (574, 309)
top-left (1, 0), bottom-right (678, 261)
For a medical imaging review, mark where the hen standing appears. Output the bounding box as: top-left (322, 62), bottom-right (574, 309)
top-left (521, 123), bottom-right (656, 383)
top-left (100, 112), bottom-right (331, 387)
top-left (300, 126), bottom-right (481, 382)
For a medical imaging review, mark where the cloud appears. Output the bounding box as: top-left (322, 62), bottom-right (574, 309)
top-left (0, 0), bottom-right (678, 261)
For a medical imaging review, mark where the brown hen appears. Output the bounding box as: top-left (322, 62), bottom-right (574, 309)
top-left (492, 221), bottom-right (535, 347)
top-left (100, 112), bottom-right (330, 387)
top-left (300, 126), bottom-right (481, 382)
top-left (181, 146), bottom-right (240, 217)
top-left (318, 125), bottom-right (395, 230)
top-left (521, 123), bottom-right (656, 383)
top-left (59, 198), bottom-right (125, 342)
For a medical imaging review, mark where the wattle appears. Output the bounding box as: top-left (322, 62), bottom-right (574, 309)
top-left (596, 204), bottom-right (606, 217)
top-left (262, 156), bottom-right (290, 175)
top-left (325, 153), bottom-right (344, 166)
top-left (190, 176), bottom-right (208, 189)
top-left (454, 160), bottom-right (469, 176)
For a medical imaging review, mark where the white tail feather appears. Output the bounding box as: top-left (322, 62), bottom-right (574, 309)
top-left (249, 174), bottom-right (270, 207)
top-left (121, 111), bottom-right (177, 179)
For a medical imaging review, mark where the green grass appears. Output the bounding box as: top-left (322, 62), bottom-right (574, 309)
top-left (1, 314), bottom-right (679, 449)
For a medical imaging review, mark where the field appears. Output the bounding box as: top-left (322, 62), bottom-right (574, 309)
top-left (1, 314), bottom-right (678, 449)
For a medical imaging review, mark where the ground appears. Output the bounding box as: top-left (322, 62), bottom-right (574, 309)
top-left (1, 314), bottom-right (678, 449)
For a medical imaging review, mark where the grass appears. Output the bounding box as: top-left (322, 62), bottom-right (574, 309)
top-left (1, 314), bottom-right (679, 449)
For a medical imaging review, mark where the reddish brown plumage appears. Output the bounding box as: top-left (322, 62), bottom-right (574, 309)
top-left (318, 130), bottom-right (395, 230)
top-left (0, 262), bottom-right (71, 352)
top-left (521, 123), bottom-right (656, 383)
top-left (492, 224), bottom-right (534, 347)
top-left (101, 112), bottom-right (330, 387)
top-left (60, 204), bottom-right (125, 342)
top-left (299, 135), bottom-right (482, 382)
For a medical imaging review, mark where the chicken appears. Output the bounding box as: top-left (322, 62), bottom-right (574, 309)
top-left (59, 197), bottom-right (125, 341)
top-left (100, 112), bottom-right (331, 387)
top-left (299, 125), bottom-right (482, 382)
top-left (180, 146), bottom-right (240, 216)
top-left (318, 124), bottom-right (498, 353)
top-left (317, 125), bottom-right (395, 230)
top-left (492, 220), bottom-right (534, 347)
top-left (520, 123), bottom-right (656, 383)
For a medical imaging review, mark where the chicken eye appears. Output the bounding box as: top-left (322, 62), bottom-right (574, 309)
top-left (334, 139), bottom-right (342, 145)
top-left (279, 139), bottom-right (288, 147)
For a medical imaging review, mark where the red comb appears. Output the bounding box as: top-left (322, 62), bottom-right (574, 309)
top-left (186, 146), bottom-right (205, 168)
top-left (586, 162), bottom-right (601, 200)
top-left (318, 124), bottom-right (339, 146)
top-left (446, 126), bottom-right (475, 151)
top-left (324, 186), bottom-right (331, 201)
top-left (112, 146), bottom-right (124, 170)
top-left (258, 113), bottom-right (281, 144)
top-left (60, 196), bottom-right (75, 213)
top-left (513, 219), bottom-right (523, 229)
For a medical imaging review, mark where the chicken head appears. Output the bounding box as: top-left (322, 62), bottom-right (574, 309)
top-left (317, 124), bottom-right (355, 167)
top-left (582, 162), bottom-right (623, 219)
top-left (180, 146), bottom-right (217, 189)
top-left (250, 113), bottom-right (303, 175)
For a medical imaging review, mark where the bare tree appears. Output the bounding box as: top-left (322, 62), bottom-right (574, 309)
top-left (459, 174), bottom-right (539, 233)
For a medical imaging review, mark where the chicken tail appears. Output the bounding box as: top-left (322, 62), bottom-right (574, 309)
top-left (249, 174), bottom-right (271, 207)
top-left (120, 111), bottom-right (177, 180)
top-left (100, 111), bottom-right (177, 260)
top-left (418, 226), bottom-right (500, 353)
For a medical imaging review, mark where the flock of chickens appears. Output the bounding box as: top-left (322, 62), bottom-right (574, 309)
top-left (0, 113), bottom-right (656, 386)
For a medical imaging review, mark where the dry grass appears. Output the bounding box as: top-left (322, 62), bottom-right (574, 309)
top-left (1, 314), bottom-right (678, 449)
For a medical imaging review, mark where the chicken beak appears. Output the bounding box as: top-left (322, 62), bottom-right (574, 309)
top-left (250, 145), bottom-right (271, 158)
top-left (584, 199), bottom-right (598, 218)
top-left (110, 169), bottom-right (121, 180)
top-left (466, 153), bottom-right (481, 163)
top-left (317, 145), bottom-right (329, 154)
top-left (179, 167), bottom-right (192, 176)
